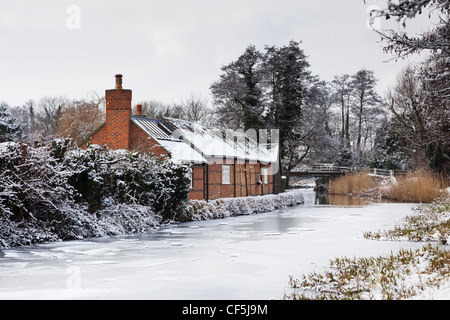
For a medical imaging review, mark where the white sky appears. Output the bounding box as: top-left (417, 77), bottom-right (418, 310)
top-left (0, 0), bottom-right (431, 107)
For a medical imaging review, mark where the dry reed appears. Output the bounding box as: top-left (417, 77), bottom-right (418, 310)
top-left (327, 170), bottom-right (447, 203)
top-left (327, 172), bottom-right (379, 196)
top-left (382, 170), bottom-right (446, 203)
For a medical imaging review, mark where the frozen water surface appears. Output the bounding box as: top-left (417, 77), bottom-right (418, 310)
top-left (0, 190), bottom-right (426, 300)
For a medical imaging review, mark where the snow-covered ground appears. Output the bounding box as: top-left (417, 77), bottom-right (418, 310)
top-left (0, 189), bottom-right (448, 300)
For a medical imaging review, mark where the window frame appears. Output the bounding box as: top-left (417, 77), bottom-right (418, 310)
top-left (222, 165), bottom-right (231, 185)
top-left (262, 168), bottom-right (269, 184)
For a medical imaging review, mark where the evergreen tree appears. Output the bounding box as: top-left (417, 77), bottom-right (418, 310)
top-left (0, 103), bottom-right (21, 142)
top-left (210, 45), bottom-right (265, 131)
top-left (211, 41), bottom-right (313, 173)
top-left (263, 41), bottom-right (312, 160)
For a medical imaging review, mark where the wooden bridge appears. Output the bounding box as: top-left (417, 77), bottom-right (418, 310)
top-left (289, 164), bottom-right (405, 178)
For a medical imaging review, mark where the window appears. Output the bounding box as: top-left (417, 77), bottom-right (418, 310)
top-left (262, 168), bottom-right (269, 184)
top-left (222, 165), bottom-right (231, 185)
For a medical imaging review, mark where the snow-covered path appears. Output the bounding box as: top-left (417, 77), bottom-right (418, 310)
top-left (0, 191), bottom-right (437, 300)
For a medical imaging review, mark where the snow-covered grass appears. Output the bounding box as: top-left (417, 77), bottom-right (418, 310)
top-left (285, 244), bottom-right (450, 300)
top-left (364, 199), bottom-right (450, 244)
top-left (286, 198), bottom-right (450, 300)
top-left (187, 190), bottom-right (304, 221)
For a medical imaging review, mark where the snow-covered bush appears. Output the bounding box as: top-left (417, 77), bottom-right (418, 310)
top-left (0, 141), bottom-right (95, 246)
top-left (187, 190), bottom-right (304, 221)
top-left (64, 142), bottom-right (191, 220)
top-left (0, 140), bottom-right (191, 248)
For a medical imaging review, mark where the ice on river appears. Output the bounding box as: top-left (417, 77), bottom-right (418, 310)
top-left (0, 190), bottom-right (430, 300)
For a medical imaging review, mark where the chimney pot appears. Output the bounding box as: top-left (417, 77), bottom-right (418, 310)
top-left (136, 104), bottom-right (143, 116)
top-left (115, 74), bottom-right (123, 89)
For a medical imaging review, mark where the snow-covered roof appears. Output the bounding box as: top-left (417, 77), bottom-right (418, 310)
top-left (132, 117), bottom-right (178, 141)
top-left (157, 139), bottom-right (207, 165)
top-left (131, 116), bottom-right (207, 164)
top-left (163, 117), bottom-right (279, 163)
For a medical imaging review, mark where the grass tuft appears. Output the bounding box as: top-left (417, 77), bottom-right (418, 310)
top-left (364, 199), bottom-right (450, 244)
top-left (285, 244), bottom-right (450, 300)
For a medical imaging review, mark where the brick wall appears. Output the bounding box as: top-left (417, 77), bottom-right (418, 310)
top-left (261, 163), bottom-right (274, 195)
top-left (204, 159), bottom-right (274, 200)
top-left (90, 124), bottom-right (108, 147)
top-left (129, 122), bottom-right (169, 157)
top-left (189, 165), bottom-right (205, 200)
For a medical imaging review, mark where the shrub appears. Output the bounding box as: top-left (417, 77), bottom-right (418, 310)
top-left (187, 191), bottom-right (304, 221)
top-left (0, 140), bottom-right (190, 247)
top-left (64, 143), bottom-right (190, 221)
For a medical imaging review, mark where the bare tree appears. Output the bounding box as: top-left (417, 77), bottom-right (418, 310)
top-left (368, 0), bottom-right (449, 173)
top-left (172, 92), bottom-right (214, 126)
top-left (368, 0), bottom-right (450, 57)
top-left (387, 67), bottom-right (431, 168)
top-left (37, 96), bottom-right (68, 138)
top-left (136, 100), bottom-right (175, 119)
top-left (57, 94), bottom-right (105, 146)
top-left (351, 69), bottom-right (382, 160)
top-left (331, 74), bottom-right (353, 148)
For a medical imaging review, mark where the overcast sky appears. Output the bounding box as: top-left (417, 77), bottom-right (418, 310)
top-left (0, 0), bottom-right (430, 108)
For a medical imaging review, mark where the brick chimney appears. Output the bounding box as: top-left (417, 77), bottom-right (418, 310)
top-left (136, 104), bottom-right (143, 116)
top-left (105, 74), bottom-right (132, 150)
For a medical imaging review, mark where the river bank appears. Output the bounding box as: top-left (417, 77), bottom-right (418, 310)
top-left (0, 191), bottom-right (429, 300)
top-left (0, 190), bottom-right (305, 249)
top-left (285, 197), bottom-right (450, 300)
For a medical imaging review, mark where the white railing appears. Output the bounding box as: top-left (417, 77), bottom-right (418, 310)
top-left (294, 164), bottom-right (406, 177)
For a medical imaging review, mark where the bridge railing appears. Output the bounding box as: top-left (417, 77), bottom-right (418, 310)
top-left (294, 164), bottom-right (407, 177)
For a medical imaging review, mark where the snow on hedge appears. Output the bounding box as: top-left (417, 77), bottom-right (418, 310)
top-left (187, 190), bottom-right (304, 221)
top-left (0, 140), bottom-right (304, 248)
top-left (0, 140), bottom-right (190, 248)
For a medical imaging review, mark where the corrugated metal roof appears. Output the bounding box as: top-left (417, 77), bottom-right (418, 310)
top-left (163, 117), bottom-right (279, 163)
top-left (131, 116), bottom-right (207, 164)
top-left (132, 116), bottom-right (178, 141)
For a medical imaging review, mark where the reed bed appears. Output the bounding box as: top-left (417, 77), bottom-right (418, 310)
top-left (327, 172), bottom-right (380, 198)
top-left (382, 171), bottom-right (446, 203)
top-left (327, 170), bottom-right (447, 203)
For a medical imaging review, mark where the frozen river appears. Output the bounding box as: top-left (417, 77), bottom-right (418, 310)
top-left (0, 190), bottom-right (424, 300)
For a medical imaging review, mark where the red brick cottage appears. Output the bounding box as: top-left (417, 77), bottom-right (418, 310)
top-left (90, 75), bottom-right (282, 201)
